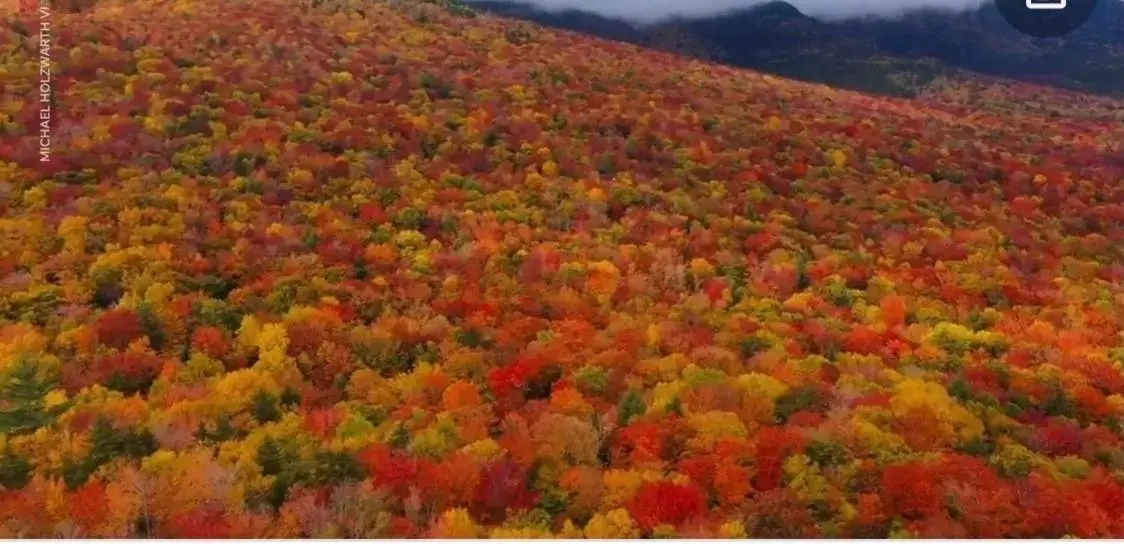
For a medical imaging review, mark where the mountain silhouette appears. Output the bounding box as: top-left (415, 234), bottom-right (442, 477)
top-left (470, 0), bottom-right (1124, 97)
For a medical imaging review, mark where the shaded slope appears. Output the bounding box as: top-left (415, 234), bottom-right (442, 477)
top-left (472, 0), bottom-right (1124, 97)
top-left (841, 0), bottom-right (1124, 95)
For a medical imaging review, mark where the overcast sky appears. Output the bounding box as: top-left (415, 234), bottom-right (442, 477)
top-left (478, 0), bottom-right (992, 22)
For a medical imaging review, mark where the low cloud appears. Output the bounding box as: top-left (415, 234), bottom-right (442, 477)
top-left (474, 0), bottom-right (990, 22)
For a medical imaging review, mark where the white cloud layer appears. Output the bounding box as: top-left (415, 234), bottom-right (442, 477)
top-left (475, 0), bottom-right (993, 22)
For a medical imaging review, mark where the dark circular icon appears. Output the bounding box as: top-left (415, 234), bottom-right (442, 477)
top-left (995, 0), bottom-right (1099, 38)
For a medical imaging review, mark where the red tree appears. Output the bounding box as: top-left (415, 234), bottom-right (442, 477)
top-left (95, 308), bottom-right (143, 350)
top-left (627, 480), bottom-right (707, 532)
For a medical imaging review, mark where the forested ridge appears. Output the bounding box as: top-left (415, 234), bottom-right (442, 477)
top-left (0, 0), bottom-right (1124, 538)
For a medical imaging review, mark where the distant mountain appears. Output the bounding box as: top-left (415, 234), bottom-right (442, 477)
top-left (839, 0), bottom-right (1124, 95)
top-left (470, 0), bottom-right (1124, 97)
top-left (469, 1), bottom-right (646, 42)
top-left (645, 2), bottom-right (948, 96)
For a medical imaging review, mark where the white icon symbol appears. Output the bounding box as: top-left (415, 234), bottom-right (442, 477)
top-left (1026, 0), bottom-right (1067, 9)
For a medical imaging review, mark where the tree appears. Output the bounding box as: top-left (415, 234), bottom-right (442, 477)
top-left (743, 488), bottom-right (820, 538)
top-left (0, 446), bottom-right (32, 490)
top-left (626, 480), bottom-right (706, 532)
top-left (881, 461), bottom-right (942, 520)
top-left (583, 508), bottom-right (640, 538)
top-left (95, 308), bottom-right (144, 350)
top-left (617, 389), bottom-right (646, 427)
top-left (471, 459), bottom-right (537, 523)
top-left (0, 358), bottom-right (60, 436)
top-left (64, 417), bottom-right (158, 489)
top-left (530, 413), bottom-right (598, 466)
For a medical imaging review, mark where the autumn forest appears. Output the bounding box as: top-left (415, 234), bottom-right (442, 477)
top-left (1, 0), bottom-right (1124, 539)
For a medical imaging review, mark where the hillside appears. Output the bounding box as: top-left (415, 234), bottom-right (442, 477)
top-left (472, 0), bottom-right (1124, 98)
top-left (2, 0), bottom-right (1124, 539)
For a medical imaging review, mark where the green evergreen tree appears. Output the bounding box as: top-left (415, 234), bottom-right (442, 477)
top-left (251, 390), bottom-right (281, 424)
top-left (617, 389), bottom-right (646, 427)
top-left (0, 358), bottom-right (58, 436)
top-left (256, 436), bottom-right (291, 477)
top-left (0, 446), bottom-right (32, 490)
